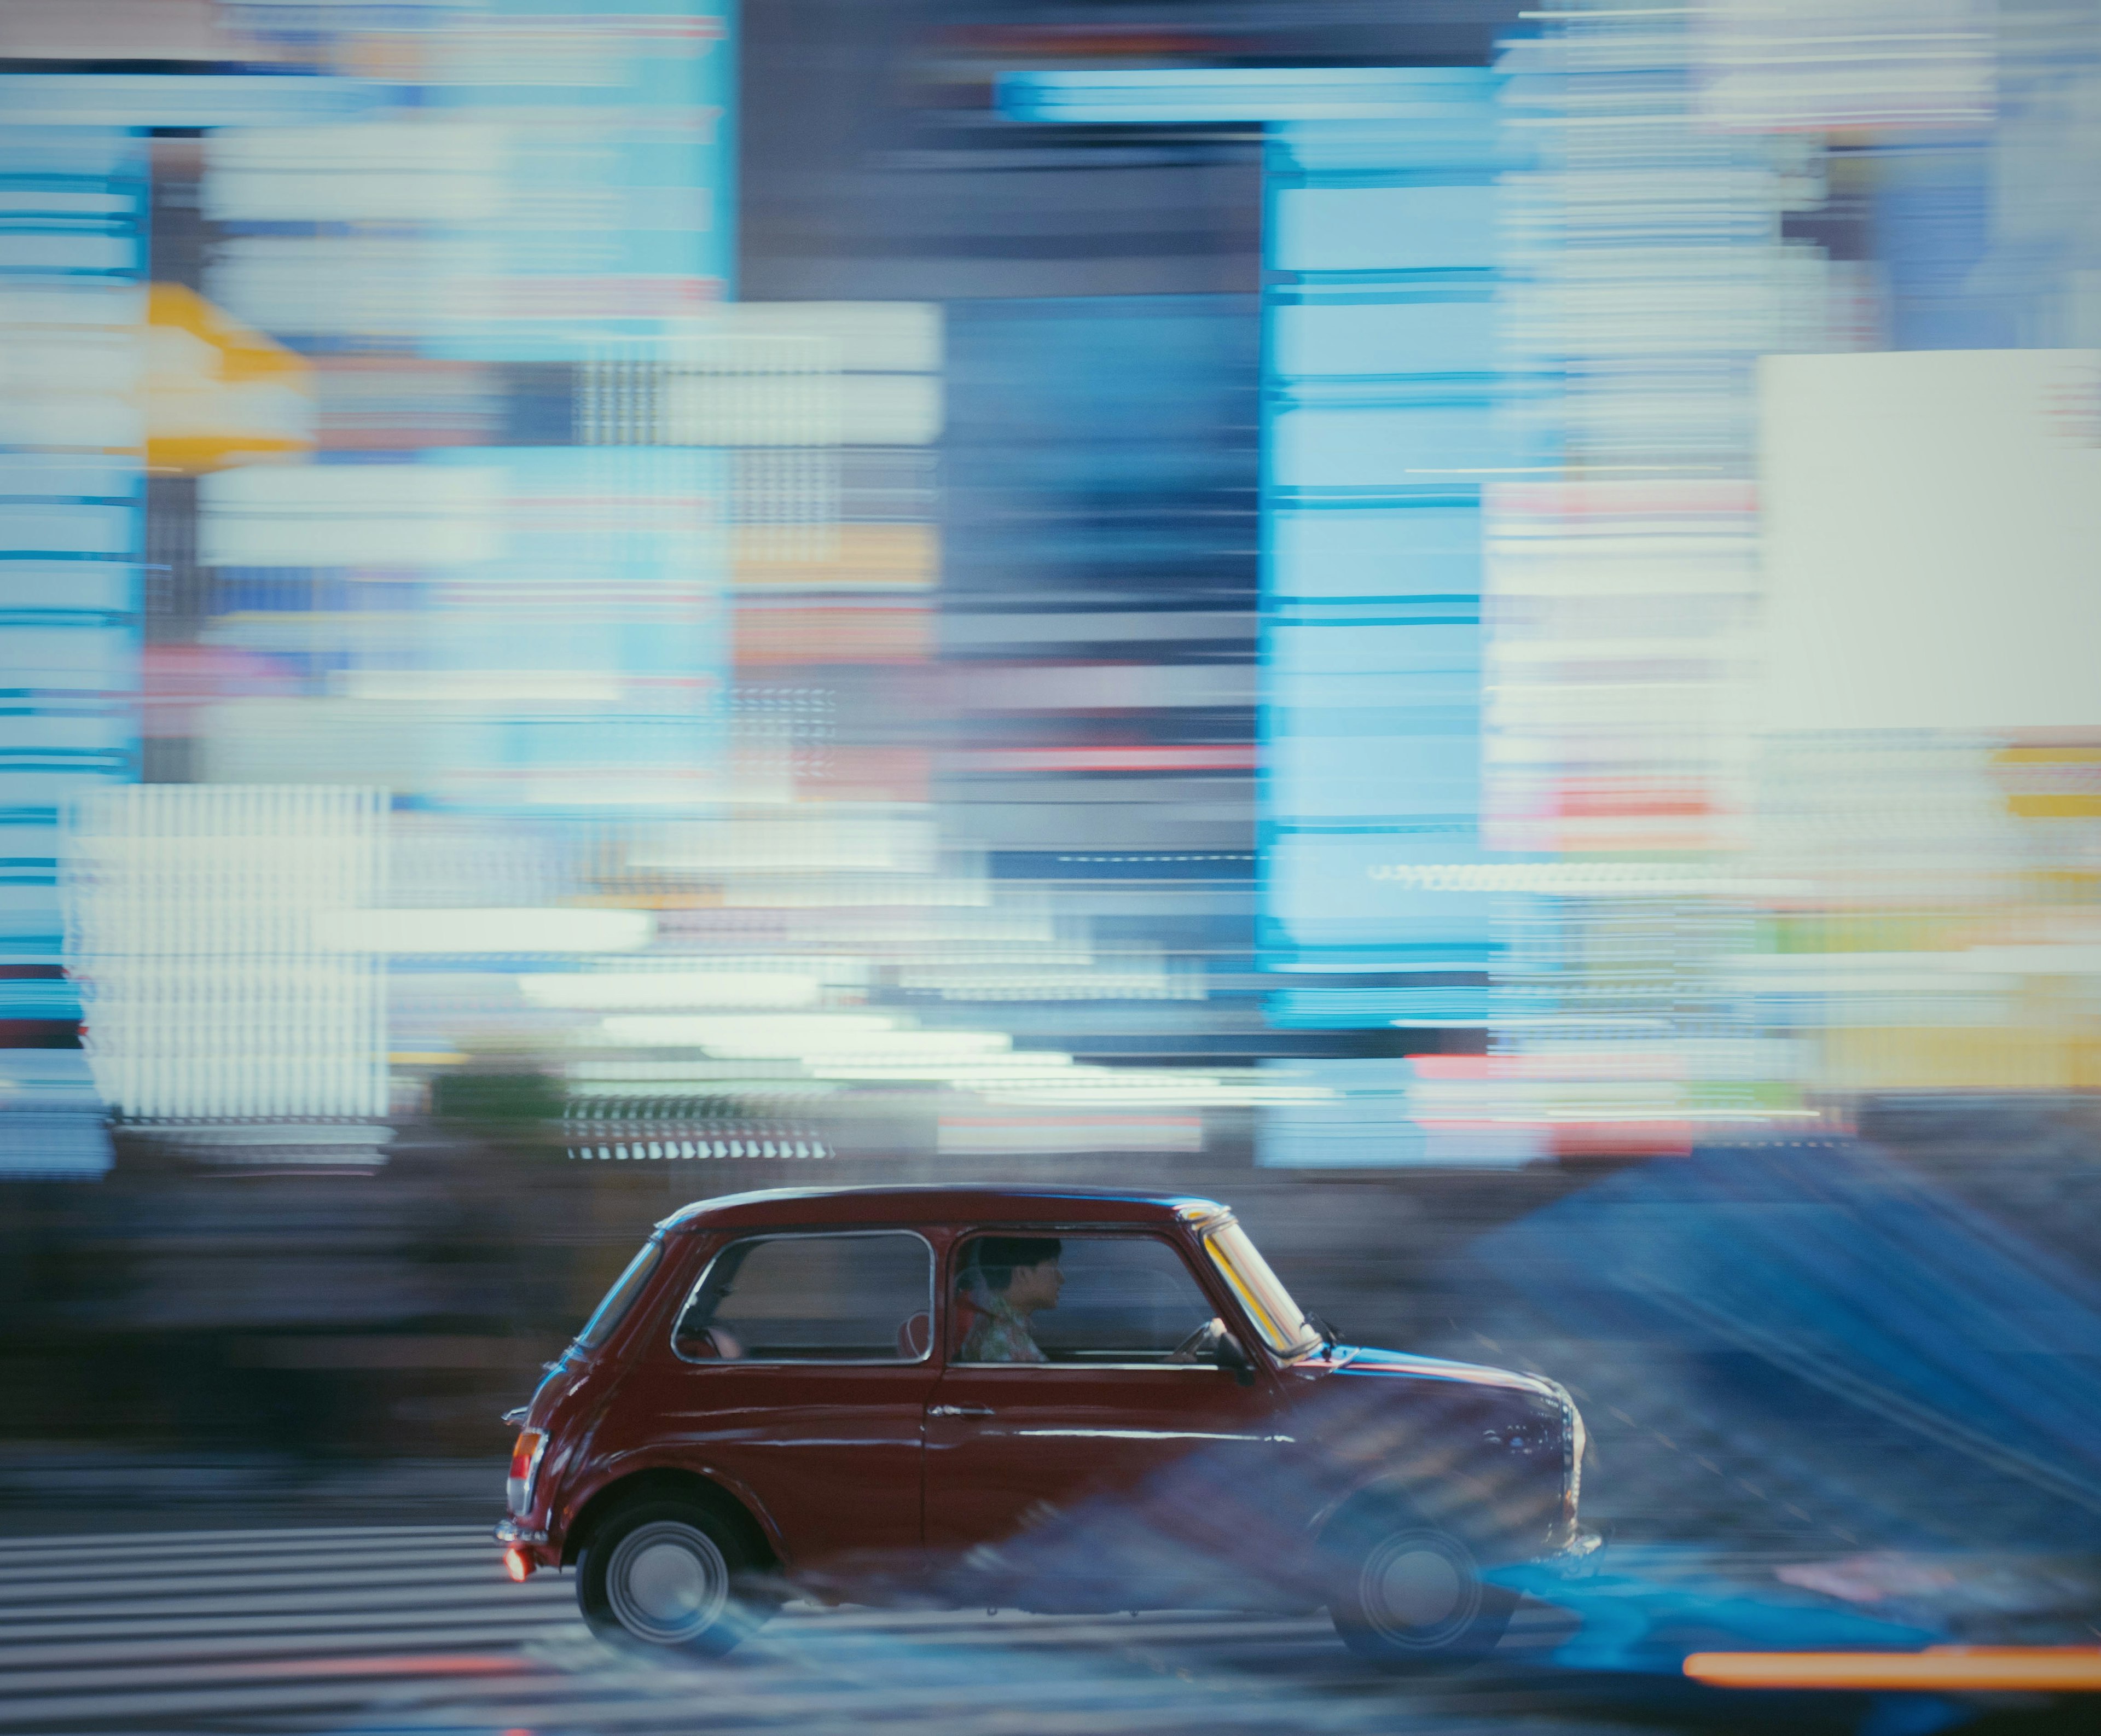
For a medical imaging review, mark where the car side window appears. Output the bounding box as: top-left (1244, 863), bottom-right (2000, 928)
top-left (954, 1233), bottom-right (1218, 1366)
top-left (674, 1232), bottom-right (934, 1363)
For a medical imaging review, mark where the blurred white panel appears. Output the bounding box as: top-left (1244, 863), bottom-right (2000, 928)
top-left (1761, 351), bottom-right (2101, 732)
top-left (200, 464), bottom-right (504, 566)
top-left (62, 787), bottom-right (387, 1122)
top-left (599, 1012), bottom-right (897, 1052)
top-left (629, 814), bottom-right (938, 874)
top-left (202, 612), bottom-right (421, 655)
top-left (938, 1116), bottom-right (1202, 1155)
top-left (654, 341), bottom-right (843, 446)
top-left (1696, 0), bottom-right (1993, 132)
top-left (200, 698), bottom-right (434, 788)
top-left (718, 874), bottom-right (992, 909)
top-left (839, 374), bottom-right (944, 445)
top-left (0, 332), bottom-right (137, 396)
top-left (721, 303), bottom-right (942, 373)
top-left (317, 908), bottom-right (653, 954)
top-left (0, 283), bottom-right (142, 326)
top-left (337, 672), bottom-right (626, 706)
top-left (0, 396), bottom-right (141, 450)
top-left (208, 235), bottom-right (475, 340)
top-left (205, 123), bottom-right (506, 223)
top-left (520, 972), bottom-right (823, 1010)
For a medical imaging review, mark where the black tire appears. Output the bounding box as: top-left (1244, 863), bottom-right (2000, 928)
top-left (1328, 1518), bottom-right (1517, 1673)
top-left (577, 1499), bottom-right (779, 1659)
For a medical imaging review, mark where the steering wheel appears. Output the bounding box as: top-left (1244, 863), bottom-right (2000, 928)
top-left (1169, 1318), bottom-right (1223, 1362)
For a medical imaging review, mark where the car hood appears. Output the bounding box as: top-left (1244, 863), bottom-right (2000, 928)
top-left (1307, 1344), bottom-right (1564, 1400)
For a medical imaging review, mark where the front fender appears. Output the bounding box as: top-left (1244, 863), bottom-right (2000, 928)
top-left (1289, 1366), bottom-right (1573, 1561)
top-left (1307, 1464), bottom-right (1521, 1554)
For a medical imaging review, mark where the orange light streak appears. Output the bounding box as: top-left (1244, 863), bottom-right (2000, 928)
top-left (1685, 1647), bottom-right (2101, 1692)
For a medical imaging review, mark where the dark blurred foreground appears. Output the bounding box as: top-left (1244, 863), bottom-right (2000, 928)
top-left (8, 1096), bottom-right (2101, 1731)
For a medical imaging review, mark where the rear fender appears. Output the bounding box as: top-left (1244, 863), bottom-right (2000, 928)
top-left (556, 1453), bottom-right (785, 1570)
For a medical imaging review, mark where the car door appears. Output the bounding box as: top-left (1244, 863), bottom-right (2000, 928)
top-left (922, 1229), bottom-right (1291, 1587)
top-left (636, 1228), bottom-right (939, 1576)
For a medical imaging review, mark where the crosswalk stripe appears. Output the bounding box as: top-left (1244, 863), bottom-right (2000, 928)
top-left (0, 1587), bottom-right (569, 1639)
top-left (0, 1559), bottom-right (526, 1599)
top-left (0, 1524), bottom-right (489, 1557)
top-left (0, 1616), bottom-right (582, 1673)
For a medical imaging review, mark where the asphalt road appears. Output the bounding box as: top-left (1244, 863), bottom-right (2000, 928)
top-left (7, 1524), bottom-right (2099, 1736)
top-left (0, 1523), bottom-right (1662, 1736)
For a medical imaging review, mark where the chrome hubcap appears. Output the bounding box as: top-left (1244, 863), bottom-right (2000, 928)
top-left (605, 1521), bottom-right (730, 1645)
top-left (1360, 1529), bottom-right (1480, 1645)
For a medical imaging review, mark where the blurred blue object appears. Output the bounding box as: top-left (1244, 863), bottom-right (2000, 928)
top-left (1473, 1139), bottom-right (2101, 1545)
top-left (0, 1052), bottom-right (111, 1180)
top-left (0, 126), bottom-right (144, 1049)
top-left (998, 67), bottom-right (1498, 126)
top-left (995, 67), bottom-right (1513, 1003)
top-left (1499, 1547), bottom-right (1936, 1677)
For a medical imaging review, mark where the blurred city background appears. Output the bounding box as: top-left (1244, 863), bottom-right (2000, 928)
top-left (4, 0), bottom-right (2101, 1711)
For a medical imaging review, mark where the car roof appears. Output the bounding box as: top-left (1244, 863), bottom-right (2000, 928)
top-left (657, 1184), bottom-right (1231, 1234)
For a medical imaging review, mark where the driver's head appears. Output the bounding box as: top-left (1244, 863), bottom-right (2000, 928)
top-left (966, 1236), bottom-right (1063, 1313)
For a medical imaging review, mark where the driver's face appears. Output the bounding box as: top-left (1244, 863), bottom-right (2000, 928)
top-left (1006, 1257), bottom-right (1063, 1314)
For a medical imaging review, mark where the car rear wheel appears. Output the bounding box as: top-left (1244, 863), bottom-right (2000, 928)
top-left (578, 1500), bottom-right (777, 1658)
top-left (1329, 1521), bottom-right (1516, 1672)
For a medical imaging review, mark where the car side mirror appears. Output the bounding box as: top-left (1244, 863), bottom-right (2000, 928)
top-left (1212, 1326), bottom-right (1256, 1386)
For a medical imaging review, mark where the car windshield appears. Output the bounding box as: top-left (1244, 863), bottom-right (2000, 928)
top-left (1202, 1221), bottom-right (1319, 1357)
top-left (575, 1235), bottom-right (664, 1350)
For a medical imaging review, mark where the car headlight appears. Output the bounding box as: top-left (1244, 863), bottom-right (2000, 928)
top-left (1555, 1385), bottom-right (1586, 1520)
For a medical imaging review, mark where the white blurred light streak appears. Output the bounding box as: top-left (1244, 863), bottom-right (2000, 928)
top-left (520, 971), bottom-right (825, 1009)
top-left (597, 1012), bottom-right (896, 1048)
top-left (1366, 862), bottom-right (1804, 895)
top-left (318, 908), bottom-right (653, 954)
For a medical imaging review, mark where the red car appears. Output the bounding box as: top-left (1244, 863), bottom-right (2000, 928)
top-left (497, 1185), bottom-right (1594, 1670)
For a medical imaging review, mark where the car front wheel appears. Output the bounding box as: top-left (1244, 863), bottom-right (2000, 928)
top-left (578, 1500), bottom-right (777, 1658)
top-left (1328, 1521), bottom-right (1516, 1672)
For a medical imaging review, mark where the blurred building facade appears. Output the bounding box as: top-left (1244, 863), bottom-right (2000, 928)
top-left (2, 0), bottom-right (2101, 1485)
top-left (1, 0), bottom-right (2098, 1194)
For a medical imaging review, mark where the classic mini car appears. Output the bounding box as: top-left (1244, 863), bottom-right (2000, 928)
top-left (497, 1186), bottom-right (1595, 1669)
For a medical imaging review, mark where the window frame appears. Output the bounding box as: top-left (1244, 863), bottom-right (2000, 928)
top-left (945, 1225), bottom-right (1243, 1372)
top-left (668, 1228), bottom-right (938, 1368)
top-left (1200, 1218), bottom-right (1321, 1360)
top-left (573, 1233), bottom-right (666, 1353)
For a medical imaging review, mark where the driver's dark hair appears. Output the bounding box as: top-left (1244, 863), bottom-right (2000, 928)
top-left (962, 1236), bottom-right (1061, 1295)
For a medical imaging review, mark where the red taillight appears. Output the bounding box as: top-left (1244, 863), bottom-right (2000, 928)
top-left (504, 1545), bottom-right (533, 1583)
top-left (506, 1429), bottom-right (547, 1518)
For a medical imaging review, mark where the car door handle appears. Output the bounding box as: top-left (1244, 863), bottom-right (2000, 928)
top-left (928, 1403), bottom-right (994, 1419)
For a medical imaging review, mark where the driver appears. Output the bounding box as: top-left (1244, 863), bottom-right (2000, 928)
top-left (958, 1236), bottom-right (1062, 1363)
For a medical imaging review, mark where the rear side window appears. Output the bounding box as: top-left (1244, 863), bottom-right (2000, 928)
top-left (575, 1236), bottom-right (664, 1350)
top-left (674, 1232), bottom-right (934, 1363)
